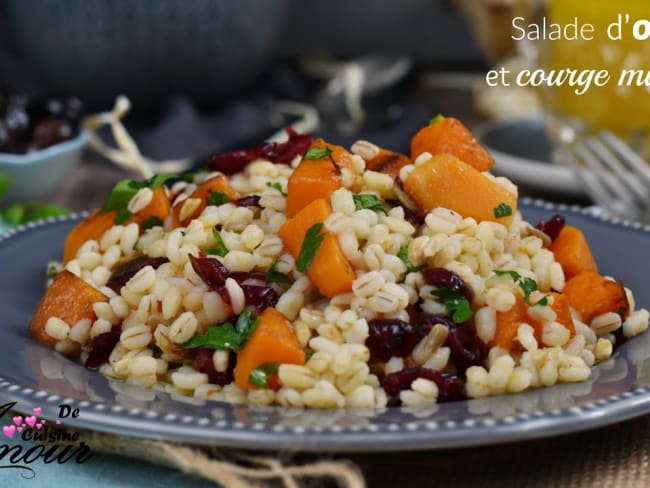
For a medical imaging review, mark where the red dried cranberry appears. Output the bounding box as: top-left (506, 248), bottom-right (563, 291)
top-left (382, 367), bottom-right (465, 403)
top-left (106, 256), bottom-right (169, 293)
top-left (189, 254), bottom-right (229, 289)
top-left (242, 285), bottom-right (279, 311)
top-left (206, 127), bottom-right (312, 174)
top-left (193, 347), bottom-right (234, 386)
top-left (31, 116), bottom-right (73, 149)
top-left (85, 327), bottom-right (121, 369)
top-left (234, 195), bottom-right (261, 208)
top-left (366, 319), bottom-right (423, 363)
top-left (535, 214), bottom-right (566, 242)
top-left (422, 268), bottom-right (474, 301)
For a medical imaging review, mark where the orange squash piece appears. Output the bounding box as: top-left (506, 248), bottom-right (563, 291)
top-left (564, 271), bottom-right (629, 323)
top-left (233, 307), bottom-right (306, 390)
top-left (29, 270), bottom-right (108, 345)
top-left (492, 296), bottom-right (528, 351)
top-left (285, 139), bottom-right (355, 216)
top-left (364, 147), bottom-right (411, 180)
top-left (172, 175), bottom-right (239, 227)
top-left (63, 186), bottom-right (173, 263)
top-left (549, 225), bottom-right (598, 281)
top-left (278, 198), bottom-right (355, 297)
top-left (411, 116), bottom-right (494, 171)
top-left (63, 210), bottom-right (118, 263)
top-left (403, 154), bottom-right (517, 226)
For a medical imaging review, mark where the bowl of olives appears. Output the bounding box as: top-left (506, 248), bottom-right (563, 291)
top-left (0, 90), bottom-right (88, 202)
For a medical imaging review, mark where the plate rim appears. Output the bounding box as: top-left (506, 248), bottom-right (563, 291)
top-left (1, 199), bottom-right (650, 452)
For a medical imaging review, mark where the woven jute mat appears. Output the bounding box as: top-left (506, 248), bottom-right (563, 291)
top-left (40, 413), bottom-right (650, 487)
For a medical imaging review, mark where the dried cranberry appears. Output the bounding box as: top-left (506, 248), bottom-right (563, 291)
top-left (106, 256), bottom-right (169, 293)
top-left (32, 116), bottom-right (73, 149)
top-left (206, 127), bottom-right (312, 174)
top-left (366, 319), bottom-right (423, 363)
top-left (228, 271), bottom-right (268, 285)
top-left (85, 327), bottom-right (121, 369)
top-left (382, 367), bottom-right (465, 403)
top-left (193, 347), bottom-right (234, 386)
top-left (535, 214), bottom-right (566, 242)
top-left (242, 285), bottom-right (279, 311)
top-left (189, 254), bottom-right (229, 289)
top-left (418, 315), bottom-right (486, 374)
top-left (234, 195), bottom-right (262, 208)
top-left (422, 268), bottom-right (474, 301)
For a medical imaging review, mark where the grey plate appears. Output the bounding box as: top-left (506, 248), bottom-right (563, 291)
top-left (1, 200), bottom-right (649, 452)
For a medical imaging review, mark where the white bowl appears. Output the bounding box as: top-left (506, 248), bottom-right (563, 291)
top-left (0, 130), bottom-right (89, 203)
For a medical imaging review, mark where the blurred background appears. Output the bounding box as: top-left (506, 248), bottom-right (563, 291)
top-left (6, 0), bottom-right (641, 217)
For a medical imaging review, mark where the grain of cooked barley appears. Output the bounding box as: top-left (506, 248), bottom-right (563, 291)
top-left (302, 381), bottom-right (345, 408)
top-left (563, 334), bottom-right (586, 356)
top-left (475, 306), bottom-right (497, 344)
top-left (574, 320), bottom-right (597, 345)
top-left (558, 354), bottom-right (591, 382)
top-left (425, 213), bottom-right (457, 235)
top-left (45, 317), bottom-right (70, 341)
top-left (593, 338), bottom-right (613, 361)
top-left (488, 355), bottom-right (515, 394)
top-left (485, 288), bottom-right (516, 312)
top-left (161, 286), bottom-right (182, 320)
top-left (384, 357), bottom-right (404, 375)
top-left (306, 351), bottom-right (332, 374)
top-left (193, 383), bottom-right (222, 400)
top-left (423, 346), bottom-right (450, 371)
top-left (128, 356), bottom-right (157, 377)
top-left (506, 368), bottom-right (532, 393)
top-left (516, 323), bottom-right (538, 351)
top-left (309, 336), bottom-right (341, 356)
top-left (259, 193), bottom-right (286, 212)
top-left (487, 346), bottom-right (508, 369)
top-left (248, 389), bottom-right (276, 406)
top-left (528, 303), bottom-right (557, 323)
top-left (171, 370), bottom-right (209, 390)
top-left (93, 301), bottom-right (119, 325)
top-left (64, 259), bottom-right (82, 277)
top-left (335, 361), bottom-right (369, 395)
top-left (69, 318), bottom-right (92, 345)
top-left (465, 366), bottom-right (491, 398)
top-left (411, 323), bottom-right (448, 365)
top-left (412, 378), bottom-right (439, 399)
top-left (225, 278), bottom-right (245, 315)
top-left (590, 312), bottom-right (622, 337)
top-left (330, 348), bottom-right (353, 375)
top-left (121, 324), bottom-right (153, 350)
top-left (623, 309), bottom-right (649, 337)
top-left (90, 318), bottom-right (113, 338)
top-left (330, 188), bottom-right (356, 215)
top-left (367, 290), bottom-right (402, 314)
top-left (345, 384), bottom-right (375, 408)
top-left (581, 349), bottom-right (596, 367)
top-left (278, 364), bottom-right (318, 391)
top-left (223, 250), bottom-right (255, 273)
top-left (542, 321), bottom-right (571, 347)
top-left (276, 388), bottom-right (305, 407)
top-left (168, 312), bottom-right (198, 344)
top-left (361, 171), bottom-right (394, 198)
top-left (539, 348), bottom-right (560, 386)
top-left (316, 322), bottom-right (345, 344)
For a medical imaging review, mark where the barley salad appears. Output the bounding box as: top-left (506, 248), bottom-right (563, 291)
top-left (29, 117), bottom-right (650, 408)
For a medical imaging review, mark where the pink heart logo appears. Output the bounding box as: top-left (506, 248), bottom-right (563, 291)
top-left (33, 407), bottom-right (42, 415)
top-left (35, 423), bottom-right (43, 430)
top-left (3, 426), bottom-right (15, 438)
top-left (17, 427), bottom-right (23, 433)
top-left (25, 416), bottom-right (36, 428)
top-left (12, 416), bottom-right (22, 426)
top-left (55, 420), bottom-right (61, 425)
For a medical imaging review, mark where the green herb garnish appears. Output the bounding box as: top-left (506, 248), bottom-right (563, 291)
top-left (397, 243), bottom-right (426, 275)
top-left (494, 270), bottom-right (543, 305)
top-left (431, 287), bottom-right (473, 323)
top-left (266, 182), bottom-right (286, 196)
top-left (304, 146), bottom-right (332, 161)
top-left (183, 323), bottom-right (242, 351)
top-left (429, 114), bottom-right (445, 125)
top-left (266, 259), bottom-right (293, 285)
top-left (206, 191), bottom-right (230, 207)
top-left (493, 203), bottom-right (513, 219)
top-left (2, 202), bottom-right (70, 225)
top-left (248, 362), bottom-right (279, 388)
top-left (101, 174), bottom-right (175, 223)
top-left (535, 296), bottom-right (549, 307)
top-left (206, 229), bottom-right (229, 257)
top-left (183, 309), bottom-right (259, 351)
top-left (47, 266), bottom-right (59, 280)
top-left (235, 309), bottom-right (261, 343)
top-left (352, 194), bottom-right (387, 215)
top-left (141, 216), bottom-right (163, 230)
top-left (296, 223), bottom-right (325, 273)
